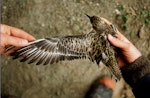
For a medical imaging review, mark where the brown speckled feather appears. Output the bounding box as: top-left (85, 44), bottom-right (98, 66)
top-left (11, 35), bottom-right (90, 65)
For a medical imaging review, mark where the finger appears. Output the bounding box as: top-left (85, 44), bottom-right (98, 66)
top-left (1, 24), bottom-right (35, 41)
top-left (10, 26), bottom-right (35, 41)
top-left (110, 29), bottom-right (130, 44)
top-left (2, 34), bottom-right (29, 47)
top-left (100, 17), bottom-right (112, 25)
top-left (107, 34), bottom-right (130, 49)
top-left (0, 24), bottom-right (11, 34)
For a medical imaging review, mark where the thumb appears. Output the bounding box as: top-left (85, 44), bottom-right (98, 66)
top-left (107, 34), bottom-right (130, 49)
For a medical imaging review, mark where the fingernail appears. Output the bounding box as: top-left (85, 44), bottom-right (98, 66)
top-left (21, 40), bottom-right (28, 45)
top-left (108, 34), bottom-right (113, 39)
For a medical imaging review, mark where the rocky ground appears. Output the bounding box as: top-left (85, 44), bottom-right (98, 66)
top-left (1, 0), bottom-right (150, 98)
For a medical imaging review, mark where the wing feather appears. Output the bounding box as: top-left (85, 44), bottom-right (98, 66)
top-left (28, 50), bottom-right (43, 64)
top-left (36, 52), bottom-right (49, 65)
top-left (20, 48), bottom-right (38, 62)
top-left (11, 35), bottom-right (89, 65)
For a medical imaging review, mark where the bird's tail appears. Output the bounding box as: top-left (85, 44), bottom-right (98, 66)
top-left (106, 63), bottom-right (122, 81)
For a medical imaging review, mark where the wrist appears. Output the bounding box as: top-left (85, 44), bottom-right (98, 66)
top-left (121, 56), bottom-right (150, 87)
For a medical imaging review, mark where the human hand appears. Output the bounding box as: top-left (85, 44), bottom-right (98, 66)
top-left (101, 18), bottom-right (142, 68)
top-left (0, 24), bottom-right (35, 55)
top-left (107, 32), bottom-right (142, 68)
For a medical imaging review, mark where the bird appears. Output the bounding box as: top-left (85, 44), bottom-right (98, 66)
top-left (9, 15), bottom-right (122, 81)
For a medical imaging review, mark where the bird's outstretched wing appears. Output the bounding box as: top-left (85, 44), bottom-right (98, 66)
top-left (10, 35), bottom-right (90, 65)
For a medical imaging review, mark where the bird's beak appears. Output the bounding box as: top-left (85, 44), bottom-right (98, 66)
top-left (85, 14), bottom-right (91, 19)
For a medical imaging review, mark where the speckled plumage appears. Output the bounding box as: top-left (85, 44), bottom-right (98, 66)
top-left (10, 15), bottom-right (122, 80)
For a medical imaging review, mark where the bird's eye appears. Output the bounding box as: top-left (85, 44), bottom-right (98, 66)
top-left (93, 26), bottom-right (97, 30)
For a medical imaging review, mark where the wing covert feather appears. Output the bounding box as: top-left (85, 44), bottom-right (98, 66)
top-left (11, 35), bottom-right (90, 65)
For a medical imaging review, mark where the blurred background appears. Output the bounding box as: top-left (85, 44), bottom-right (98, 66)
top-left (1, 0), bottom-right (150, 98)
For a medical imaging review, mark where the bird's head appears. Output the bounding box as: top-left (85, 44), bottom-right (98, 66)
top-left (86, 14), bottom-right (108, 32)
